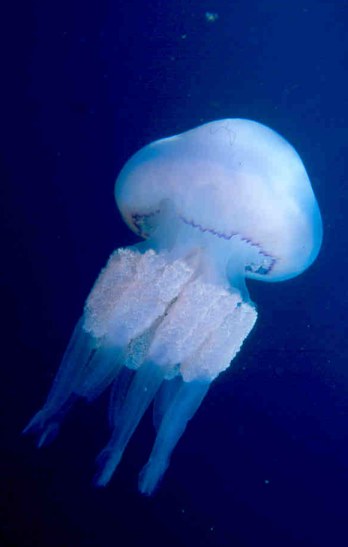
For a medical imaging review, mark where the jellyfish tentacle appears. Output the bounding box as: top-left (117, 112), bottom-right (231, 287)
top-left (23, 318), bottom-right (96, 445)
top-left (108, 366), bottom-right (135, 429)
top-left (84, 247), bottom-right (195, 346)
top-left (139, 378), bottom-right (210, 495)
top-left (147, 276), bottom-right (237, 367)
top-left (153, 376), bottom-right (182, 432)
top-left (75, 343), bottom-right (124, 401)
top-left (94, 361), bottom-right (166, 487)
top-left (181, 298), bottom-right (258, 382)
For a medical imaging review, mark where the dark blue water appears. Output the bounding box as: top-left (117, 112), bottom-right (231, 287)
top-left (2, 1), bottom-right (348, 546)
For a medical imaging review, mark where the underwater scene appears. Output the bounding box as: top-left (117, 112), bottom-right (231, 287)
top-left (2, 1), bottom-right (348, 546)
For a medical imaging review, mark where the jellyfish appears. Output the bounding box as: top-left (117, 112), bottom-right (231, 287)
top-left (24, 119), bottom-right (322, 495)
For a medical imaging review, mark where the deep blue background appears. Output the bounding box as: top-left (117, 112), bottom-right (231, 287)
top-left (2, 1), bottom-right (348, 546)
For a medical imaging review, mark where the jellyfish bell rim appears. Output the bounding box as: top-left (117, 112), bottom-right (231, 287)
top-left (114, 118), bottom-right (322, 283)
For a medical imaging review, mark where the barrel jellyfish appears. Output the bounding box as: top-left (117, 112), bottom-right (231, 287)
top-left (25, 119), bottom-right (322, 495)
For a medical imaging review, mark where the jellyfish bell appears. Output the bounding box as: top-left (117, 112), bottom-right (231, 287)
top-left (24, 119), bottom-right (322, 496)
top-left (116, 119), bottom-right (322, 283)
